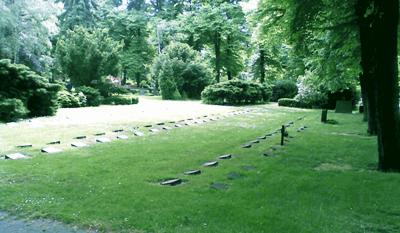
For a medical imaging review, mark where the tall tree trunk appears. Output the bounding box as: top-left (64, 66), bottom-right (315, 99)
top-left (373, 0), bottom-right (400, 172)
top-left (259, 48), bottom-right (266, 83)
top-left (357, 0), bottom-right (377, 135)
top-left (214, 32), bottom-right (221, 82)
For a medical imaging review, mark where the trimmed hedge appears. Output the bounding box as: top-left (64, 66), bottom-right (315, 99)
top-left (103, 95), bottom-right (139, 105)
top-left (271, 79), bottom-right (298, 102)
top-left (0, 98), bottom-right (29, 122)
top-left (75, 86), bottom-right (102, 106)
top-left (278, 98), bottom-right (301, 108)
top-left (201, 80), bottom-right (271, 105)
top-left (57, 90), bottom-right (87, 108)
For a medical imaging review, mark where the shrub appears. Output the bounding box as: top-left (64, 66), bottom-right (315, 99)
top-left (103, 95), bottom-right (139, 105)
top-left (96, 81), bottom-right (130, 97)
top-left (201, 80), bottom-right (270, 105)
top-left (0, 98), bottom-right (29, 122)
top-left (278, 98), bottom-right (301, 108)
top-left (75, 86), bottom-right (102, 106)
top-left (271, 79), bottom-right (298, 102)
top-left (57, 90), bottom-right (86, 108)
top-left (0, 59), bottom-right (60, 121)
top-left (151, 42), bottom-right (213, 100)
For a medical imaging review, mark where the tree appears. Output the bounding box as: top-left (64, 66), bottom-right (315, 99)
top-left (55, 26), bottom-right (122, 86)
top-left (57, 0), bottom-right (98, 32)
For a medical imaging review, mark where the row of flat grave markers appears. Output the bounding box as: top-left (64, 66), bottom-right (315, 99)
top-left (160, 154), bottom-right (234, 186)
top-left (4, 109), bottom-right (254, 160)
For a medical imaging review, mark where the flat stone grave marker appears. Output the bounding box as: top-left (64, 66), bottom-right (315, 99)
top-left (303, 125), bottom-right (308, 129)
top-left (71, 142), bottom-right (88, 148)
top-left (258, 136), bottom-right (267, 140)
top-left (174, 124), bottom-right (183, 128)
top-left (47, 140), bottom-right (61, 145)
top-left (5, 153), bottom-right (29, 160)
top-left (242, 144), bottom-right (252, 148)
top-left (270, 145), bottom-right (282, 151)
top-left (210, 182), bottom-right (228, 190)
top-left (117, 135), bottom-right (129, 140)
top-left (289, 121), bottom-right (294, 125)
top-left (74, 136), bottom-right (87, 140)
top-left (113, 129), bottom-right (124, 133)
top-left (184, 122), bottom-right (192, 126)
top-left (160, 178), bottom-right (182, 186)
top-left (169, 121), bottom-right (176, 124)
top-left (41, 147), bottom-right (62, 154)
top-left (219, 154), bottom-right (232, 160)
top-left (144, 125), bottom-right (152, 128)
top-left (266, 133), bottom-right (273, 137)
top-left (133, 131), bottom-right (145, 137)
top-left (250, 140), bottom-right (260, 144)
top-left (96, 137), bottom-right (111, 143)
top-left (16, 144), bottom-right (32, 148)
top-left (203, 161), bottom-right (219, 167)
top-left (263, 151), bottom-right (273, 157)
top-left (162, 126), bottom-right (172, 130)
top-left (203, 115), bottom-right (208, 117)
top-left (94, 133), bottom-right (106, 136)
top-left (227, 172), bottom-right (242, 180)
top-left (187, 118), bottom-right (193, 121)
top-left (242, 165), bottom-right (255, 171)
top-left (156, 122), bottom-right (165, 126)
top-left (184, 170), bottom-right (201, 175)
top-left (297, 127), bottom-right (304, 132)
top-left (149, 128), bottom-right (160, 133)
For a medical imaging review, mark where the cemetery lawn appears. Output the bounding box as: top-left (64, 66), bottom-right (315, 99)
top-left (0, 106), bottom-right (399, 233)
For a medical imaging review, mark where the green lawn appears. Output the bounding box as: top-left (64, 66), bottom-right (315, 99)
top-left (0, 106), bottom-right (399, 233)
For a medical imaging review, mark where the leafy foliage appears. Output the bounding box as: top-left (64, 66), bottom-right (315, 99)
top-left (0, 98), bottom-right (29, 122)
top-left (57, 90), bottom-right (87, 108)
top-left (271, 79), bottom-right (298, 102)
top-left (75, 86), bottom-right (102, 106)
top-left (103, 94), bottom-right (139, 105)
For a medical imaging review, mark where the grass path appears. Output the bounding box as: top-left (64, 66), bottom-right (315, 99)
top-left (0, 105), bottom-right (399, 232)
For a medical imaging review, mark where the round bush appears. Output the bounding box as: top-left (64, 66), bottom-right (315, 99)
top-left (75, 86), bottom-right (102, 106)
top-left (0, 98), bottom-right (29, 122)
top-left (103, 95), bottom-right (139, 105)
top-left (271, 79), bottom-right (298, 102)
top-left (201, 80), bottom-right (271, 105)
top-left (57, 90), bottom-right (86, 108)
top-left (278, 98), bottom-right (301, 108)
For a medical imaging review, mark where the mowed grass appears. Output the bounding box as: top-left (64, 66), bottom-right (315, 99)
top-left (0, 106), bottom-right (399, 233)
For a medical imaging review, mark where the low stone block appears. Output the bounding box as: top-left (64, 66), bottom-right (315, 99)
top-left (149, 128), bottom-right (159, 133)
top-left (74, 136), bottom-right (87, 140)
top-left (71, 142), bottom-right (88, 148)
top-left (134, 131), bottom-right (145, 137)
top-left (113, 129), bottom-right (124, 133)
top-left (242, 165), bottom-right (255, 171)
top-left (117, 135), bottom-right (129, 140)
top-left (258, 136), bottom-right (267, 140)
top-left (94, 133), bottom-right (106, 136)
top-left (219, 154), bottom-right (232, 160)
top-left (96, 137), bottom-right (111, 143)
top-left (160, 178), bottom-right (182, 186)
top-left (174, 124), bottom-right (183, 128)
top-left (184, 170), bottom-right (201, 175)
top-left (242, 144), bottom-right (252, 148)
top-left (227, 172), bottom-right (242, 180)
top-left (157, 122), bottom-right (165, 126)
top-left (16, 144), bottom-right (32, 148)
top-left (5, 153), bottom-right (29, 160)
top-left (144, 125), bottom-right (152, 128)
top-left (47, 141), bottom-right (61, 145)
top-left (210, 182), bottom-right (228, 190)
top-left (250, 140), bottom-right (260, 144)
top-left (41, 147), bottom-right (62, 154)
top-left (203, 161), bottom-right (219, 167)
top-left (162, 126), bottom-right (172, 130)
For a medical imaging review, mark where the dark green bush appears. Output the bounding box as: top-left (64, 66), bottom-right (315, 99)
top-left (201, 80), bottom-right (270, 105)
top-left (271, 79), bottom-right (298, 102)
top-left (0, 59), bottom-right (60, 121)
top-left (75, 86), bottom-right (102, 106)
top-left (0, 98), bottom-right (29, 122)
top-left (103, 95), bottom-right (139, 105)
top-left (57, 90), bottom-right (87, 108)
top-left (96, 81), bottom-right (130, 97)
top-left (278, 98), bottom-right (301, 108)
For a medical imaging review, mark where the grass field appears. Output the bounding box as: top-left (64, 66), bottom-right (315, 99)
top-left (0, 105), bottom-right (399, 233)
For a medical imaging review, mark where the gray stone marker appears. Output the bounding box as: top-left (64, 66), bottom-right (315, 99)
top-left (160, 178), bottom-right (182, 186)
top-left (144, 125), bottom-right (152, 128)
top-left (41, 147), bottom-right (62, 154)
top-left (157, 122), bottom-right (165, 126)
top-left (133, 131), bottom-right (145, 137)
top-left (96, 137), bottom-right (111, 143)
top-left (47, 140), bottom-right (61, 145)
top-left (113, 129), bottom-right (124, 133)
top-left (242, 165), bottom-right (255, 171)
top-left (94, 133), bottom-right (106, 136)
top-left (174, 124), bottom-right (183, 128)
top-left (184, 170), bottom-right (201, 175)
top-left (219, 154), bottom-right (232, 160)
top-left (74, 136), bottom-right (87, 140)
top-left (250, 140), bottom-right (260, 144)
top-left (210, 182), bottom-right (228, 190)
top-left (203, 161), bottom-right (219, 167)
top-left (169, 121), bottom-right (176, 124)
top-left (71, 142), bottom-right (88, 148)
top-left (16, 144), bottom-right (32, 148)
top-left (258, 136), bottom-right (267, 140)
top-left (162, 126), bottom-right (172, 130)
top-left (263, 152), bottom-right (273, 157)
top-left (242, 144), bottom-right (252, 148)
top-left (227, 172), bottom-right (242, 180)
top-left (5, 153), bottom-right (29, 160)
top-left (117, 135), bottom-right (129, 140)
top-left (149, 128), bottom-right (160, 133)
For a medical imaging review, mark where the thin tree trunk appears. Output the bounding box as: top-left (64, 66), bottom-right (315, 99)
top-left (359, 74), bottom-right (368, 122)
top-left (214, 32), bottom-right (221, 82)
top-left (260, 48), bottom-right (266, 83)
top-left (373, 0), bottom-right (400, 172)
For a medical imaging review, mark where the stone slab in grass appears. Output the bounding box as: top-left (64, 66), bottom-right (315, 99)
top-left (113, 129), bottom-right (124, 133)
top-left (74, 136), bottom-right (87, 140)
top-left (168, 121), bottom-right (176, 124)
top-left (210, 182), bottom-right (228, 190)
top-left (94, 133), bottom-right (106, 136)
top-left (250, 140), bottom-right (260, 144)
top-left (96, 137), bottom-right (111, 143)
top-left (156, 122), bottom-right (165, 126)
top-left (203, 161), bottom-right (219, 167)
top-left (227, 172), bottom-right (242, 180)
top-left (16, 144), bottom-right (32, 148)
top-left (160, 178), bottom-right (182, 186)
top-left (265, 133), bottom-right (274, 137)
top-left (133, 131), bottom-right (145, 137)
top-left (219, 154), bottom-right (232, 160)
top-left (242, 165), bottom-right (255, 171)
top-left (258, 136), bottom-right (267, 140)
top-left (71, 142), bottom-right (88, 148)
top-left (174, 124), bottom-right (183, 128)
top-left (41, 147), bottom-right (62, 154)
top-left (117, 135), bottom-right (129, 140)
top-left (242, 144), bottom-right (252, 149)
top-left (47, 140), bottom-right (61, 145)
top-left (162, 126), bottom-right (172, 130)
top-left (149, 128), bottom-right (160, 133)
top-left (144, 125), bottom-right (152, 128)
top-left (263, 151), bottom-right (274, 157)
top-left (184, 170), bottom-right (202, 175)
top-left (5, 153), bottom-right (29, 160)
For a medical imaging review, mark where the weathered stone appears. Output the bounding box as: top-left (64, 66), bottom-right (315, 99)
top-left (210, 182), bottom-right (228, 190)
top-left (203, 161), bottom-right (219, 167)
top-left (169, 121), bottom-right (176, 124)
top-left (16, 144), bottom-right (32, 148)
top-left (160, 178), bottom-right (182, 186)
top-left (242, 165), bottom-right (255, 171)
top-left (144, 125), bottom-right (152, 128)
top-left (133, 131), bottom-right (145, 137)
top-left (149, 128), bottom-right (160, 133)
top-left (219, 154), bottom-right (232, 160)
top-left (242, 144), bottom-right (252, 148)
top-left (184, 170), bottom-right (201, 175)
top-left (74, 136), bottom-right (87, 140)
top-left (250, 140), bottom-right (260, 144)
top-left (174, 124), bottom-right (183, 128)
top-left (265, 133), bottom-right (273, 137)
top-left (5, 153), bottom-right (29, 160)
top-left (71, 142), bottom-right (88, 148)
top-left (41, 147), bottom-right (62, 154)
top-left (258, 136), bottom-right (267, 140)
top-left (162, 126), bottom-right (172, 130)
top-left (227, 172), bottom-right (242, 180)
top-left (94, 133), bottom-right (106, 136)
top-left (117, 135), bottom-right (129, 140)
top-left (47, 141), bottom-right (61, 145)
top-left (157, 122), bottom-right (165, 126)
top-left (113, 129), bottom-right (124, 133)
top-left (263, 152), bottom-right (273, 157)
top-left (96, 137), bottom-right (111, 143)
